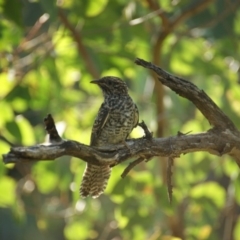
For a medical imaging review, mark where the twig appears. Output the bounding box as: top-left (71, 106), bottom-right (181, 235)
top-left (129, 9), bottom-right (166, 26)
top-left (16, 14), bottom-right (50, 54)
top-left (121, 157), bottom-right (145, 178)
top-left (167, 157), bottom-right (174, 203)
top-left (138, 120), bottom-right (153, 139)
top-left (135, 58), bottom-right (236, 131)
top-left (145, 0), bottom-right (168, 26)
top-left (0, 135), bottom-right (16, 147)
top-left (44, 114), bottom-right (63, 143)
top-left (171, 0), bottom-right (215, 29)
top-left (177, 131), bottom-right (192, 136)
top-left (191, 1), bottom-right (240, 30)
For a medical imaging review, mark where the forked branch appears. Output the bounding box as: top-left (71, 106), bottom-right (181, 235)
top-left (3, 59), bottom-right (240, 177)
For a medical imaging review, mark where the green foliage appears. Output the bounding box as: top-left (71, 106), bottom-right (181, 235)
top-left (1, 0), bottom-right (240, 239)
top-left (1, 0), bottom-right (23, 28)
top-left (0, 176), bottom-right (16, 206)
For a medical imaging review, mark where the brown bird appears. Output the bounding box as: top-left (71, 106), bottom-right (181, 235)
top-left (80, 76), bottom-right (139, 198)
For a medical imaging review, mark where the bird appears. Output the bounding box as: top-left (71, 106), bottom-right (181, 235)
top-left (80, 76), bottom-right (139, 198)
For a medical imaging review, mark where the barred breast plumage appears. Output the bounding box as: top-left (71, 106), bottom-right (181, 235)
top-left (80, 76), bottom-right (139, 198)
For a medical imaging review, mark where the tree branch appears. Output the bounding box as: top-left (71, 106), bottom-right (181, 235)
top-left (145, 0), bottom-right (169, 26)
top-left (135, 58), bottom-right (236, 131)
top-left (3, 130), bottom-right (240, 167)
top-left (171, 0), bottom-right (215, 29)
top-left (121, 157), bottom-right (145, 178)
top-left (167, 157), bottom-right (174, 203)
top-left (2, 58), bottom-right (240, 176)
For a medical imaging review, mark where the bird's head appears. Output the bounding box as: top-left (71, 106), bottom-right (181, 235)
top-left (91, 76), bottom-right (129, 96)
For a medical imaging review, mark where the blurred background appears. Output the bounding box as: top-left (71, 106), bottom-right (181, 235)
top-left (0, 0), bottom-right (240, 239)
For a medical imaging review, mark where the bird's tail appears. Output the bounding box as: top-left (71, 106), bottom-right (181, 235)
top-left (80, 163), bottom-right (111, 198)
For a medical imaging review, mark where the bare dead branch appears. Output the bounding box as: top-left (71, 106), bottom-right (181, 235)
top-left (167, 157), bottom-right (174, 203)
top-left (44, 114), bottom-right (63, 143)
top-left (135, 58), bottom-right (236, 131)
top-left (3, 129), bottom-right (240, 167)
top-left (138, 120), bottom-right (153, 140)
top-left (121, 157), bottom-right (145, 178)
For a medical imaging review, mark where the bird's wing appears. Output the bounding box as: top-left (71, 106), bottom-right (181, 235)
top-left (90, 103), bottom-right (110, 146)
top-left (133, 104), bottom-right (139, 128)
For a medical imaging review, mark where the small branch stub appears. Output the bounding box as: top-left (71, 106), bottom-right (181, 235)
top-left (44, 114), bottom-right (63, 143)
top-left (138, 120), bottom-right (153, 140)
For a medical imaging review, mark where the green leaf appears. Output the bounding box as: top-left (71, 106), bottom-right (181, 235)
top-left (5, 85), bottom-right (31, 103)
top-left (39, 0), bottom-right (57, 21)
top-left (15, 115), bottom-right (35, 145)
top-left (2, 0), bottom-right (23, 27)
top-left (190, 182), bottom-right (226, 208)
top-left (0, 102), bottom-right (13, 128)
top-left (86, 0), bottom-right (108, 17)
top-left (234, 217), bottom-right (240, 240)
top-left (64, 220), bottom-right (91, 240)
top-left (33, 163), bottom-right (59, 194)
top-left (234, 174), bottom-right (240, 205)
top-left (0, 176), bottom-right (16, 206)
top-left (5, 121), bottom-right (22, 142)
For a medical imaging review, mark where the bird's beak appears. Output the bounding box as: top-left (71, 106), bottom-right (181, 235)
top-left (90, 79), bottom-right (101, 84)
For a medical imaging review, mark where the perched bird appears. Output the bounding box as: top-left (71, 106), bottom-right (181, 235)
top-left (80, 76), bottom-right (139, 198)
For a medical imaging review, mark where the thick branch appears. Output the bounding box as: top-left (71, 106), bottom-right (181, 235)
top-left (135, 58), bottom-right (236, 131)
top-left (3, 131), bottom-right (240, 167)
